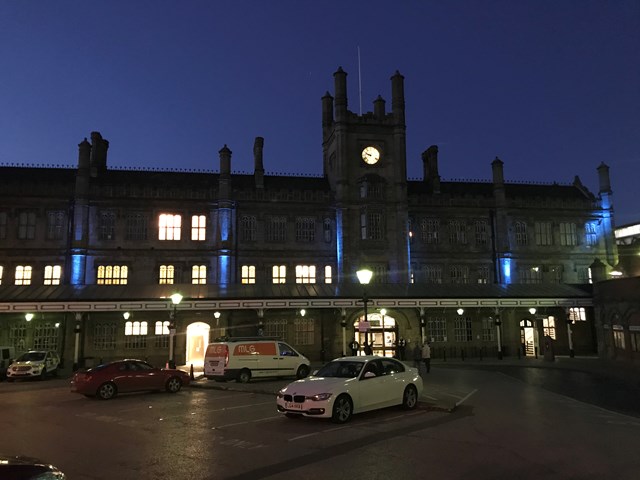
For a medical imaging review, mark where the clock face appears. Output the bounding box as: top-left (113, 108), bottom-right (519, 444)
top-left (361, 146), bottom-right (380, 165)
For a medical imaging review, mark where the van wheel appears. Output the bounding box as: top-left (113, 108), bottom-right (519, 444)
top-left (296, 365), bottom-right (310, 379)
top-left (237, 369), bottom-right (251, 383)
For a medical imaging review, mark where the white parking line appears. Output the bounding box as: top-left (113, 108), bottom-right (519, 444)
top-left (455, 388), bottom-right (478, 407)
top-left (213, 415), bottom-right (281, 429)
top-left (208, 400), bottom-right (274, 412)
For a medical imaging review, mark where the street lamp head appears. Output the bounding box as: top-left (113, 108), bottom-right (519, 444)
top-left (529, 308), bottom-right (537, 315)
top-left (170, 293), bottom-right (183, 305)
top-left (214, 311), bottom-right (221, 319)
top-left (300, 309), bottom-right (306, 317)
top-left (25, 313), bottom-right (34, 322)
top-left (356, 269), bottom-right (373, 285)
top-left (380, 308), bottom-right (387, 316)
top-left (457, 308), bottom-right (464, 316)
top-left (123, 312), bottom-right (130, 320)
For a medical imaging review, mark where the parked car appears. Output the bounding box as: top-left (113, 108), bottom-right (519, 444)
top-left (276, 355), bottom-right (423, 424)
top-left (0, 454), bottom-right (66, 479)
top-left (6, 350), bottom-right (60, 381)
top-left (70, 359), bottom-right (191, 400)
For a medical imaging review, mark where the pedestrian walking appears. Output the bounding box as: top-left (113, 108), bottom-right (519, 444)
top-left (421, 340), bottom-right (431, 374)
top-left (348, 338), bottom-right (360, 356)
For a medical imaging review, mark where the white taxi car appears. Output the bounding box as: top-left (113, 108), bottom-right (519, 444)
top-left (276, 355), bottom-right (423, 423)
top-left (6, 350), bottom-right (60, 381)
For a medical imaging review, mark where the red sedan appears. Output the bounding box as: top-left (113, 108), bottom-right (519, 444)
top-left (71, 359), bottom-right (191, 400)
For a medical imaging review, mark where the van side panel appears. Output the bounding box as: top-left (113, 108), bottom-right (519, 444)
top-left (233, 343), bottom-right (277, 356)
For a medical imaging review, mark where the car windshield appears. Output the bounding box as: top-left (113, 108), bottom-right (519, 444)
top-left (16, 352), bottom-right (46, 362)
top-left (314, 360), bottom-right (364, 378)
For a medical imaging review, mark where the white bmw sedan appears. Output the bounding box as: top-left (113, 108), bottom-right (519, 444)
top-left (276, 355), bottom-right (423, 423)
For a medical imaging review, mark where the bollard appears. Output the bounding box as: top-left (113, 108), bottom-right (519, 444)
top-left (190, 364), bottom-right (195, 380)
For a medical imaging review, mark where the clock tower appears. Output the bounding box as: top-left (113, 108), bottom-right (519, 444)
top-left (322, 67), bottom-right (410, 284)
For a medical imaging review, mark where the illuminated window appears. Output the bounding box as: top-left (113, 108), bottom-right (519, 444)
top-left (191, 265), bottom-right (207, 284)
top-left (46, 211), bottom-right (65, 240)
top-left (159, 265), bottom-right (175, 284)
top-left (577, 266), bottom-right (593, 284)
top-left (97, 265), bottom-right (128, 285)
top-left (543, 316), bottom-right (556, 340)
top-left (324, 265), bottom-right (332, 284)
top-left (44, 265), bottom-right (62, 285)
top-left (568, 307), bottom-right (586, 322)
top-left (449, 220), bottom-right (467, 245)
top-left (427, 317), bottom-right (447, 342)
top-left (34, 323), bottom-right (59, 350)
top-left (17, 211), bottom-right (36, 240)
top-left (124, 321), bottom-right (148, 349)
top-left (241, 265), bottom-right (256, 284)
top-left (454, 317), bottom-right (473, 342)
top-left (241, 215), bottom-right (257, 242)
top-left (15, 265), bottom-right (32, 285)
top-left (475, 220), bottom-right (488, 246)
top-left (535, 222), bottom-right (553, 246)
top-left (294, 317), bottom-right (314, 345)
top-left (0, 265), bottom-right (3, 285)
top-left (99, 211), bottom-right (116, 240)
top-left (421, 219), bottom-right (439, 244)
top-left (585, 222), bottom-right (598, 246)
top-left (272, 265), bottom-right (286, 284)
top-left (93, 323), bottom-right (117, 350)
top-left (296, 217), bottom-right (316, 242)
top-left (515, 221), bottom-right (528, 246)
top-left (559, 222), bottom-right (577, 246)
top-left (630, 330), bottom-right (640, 353)
top-left (159, 214), bottom-right (182, 241)
top-left (191, 215), bottom-right (206, 241)
top-left (126, 213), bottom-right (148, 241)
top-left (155, 321), bottom-right (170, 348)
top-left (295, 265), bottom-right (316, 284)
top-left (613, 326), bottom-right (625, 349)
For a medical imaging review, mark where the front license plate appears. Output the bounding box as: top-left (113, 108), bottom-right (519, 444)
top-left (209, 361), bottom-right (219, 367)
top-left (284, 401), bottom-right (303, 411)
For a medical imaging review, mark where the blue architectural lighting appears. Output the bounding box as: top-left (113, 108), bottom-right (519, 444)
top-left (71, 254), bottom-right (86, 285)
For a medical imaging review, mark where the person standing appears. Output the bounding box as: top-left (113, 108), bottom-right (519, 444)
top-left (396, 337), bottom-right (406, 360)
top-left (413, 341), bottom-right (422, 370)
top-left (348, 338), bottom-right (360, 356)
top-left (363, 342), bottom-right (373, 356)
top-left (421, 340), bottom-right (431, 374)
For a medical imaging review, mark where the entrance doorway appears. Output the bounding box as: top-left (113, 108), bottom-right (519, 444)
top-left (186, 322), bottom-right (210, 367)
top-left (354, 312), bottom-right (397, 357)
top-left (520, 319), bottom-right (537, 357)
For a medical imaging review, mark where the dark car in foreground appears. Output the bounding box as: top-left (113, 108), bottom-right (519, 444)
top-left (0, 454), bottom-right (65, 479)
top-left (70, 359), bottom-right (190, 400)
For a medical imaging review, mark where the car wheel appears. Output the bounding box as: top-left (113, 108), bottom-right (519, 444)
top-left (285, 413), bottom-right (302, 419)
top-left (296, 365), bottom-right (310, 379)
top-left (165, 376), bottom-right (182, 393)
top-left (97, 382), bottom-right (117, 400)
top-left (402, 385), bottom-right (418, 410)
top-left (237, 369), bottom-right (251, 383)
top-left (331, 394), bottom-right (353, 424)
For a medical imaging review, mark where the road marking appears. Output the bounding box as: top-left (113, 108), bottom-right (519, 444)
top-left (288, 425), bottom-right (349, 441)
top-left (208, 400), bottom-right (274, 412)
top-left (213, 415), bottom-right (280, 429)
top-left (422, 394), bottom-right (438, 400)
top-left (455, 388), bottom-right (478, 407)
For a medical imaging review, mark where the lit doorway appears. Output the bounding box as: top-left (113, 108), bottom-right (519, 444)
top-left (186, 322), bottom-right (210, 367)
top-left (354, 312), bottom-right (397, 357)
top-left (520, 319), bottom-right (537, 357)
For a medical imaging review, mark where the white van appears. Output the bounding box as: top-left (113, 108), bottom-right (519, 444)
top-left (203, 337), bottom-right (310, 383)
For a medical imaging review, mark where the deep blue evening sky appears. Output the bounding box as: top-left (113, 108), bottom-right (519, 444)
top-left (1, 1), bottom-right (638, 224)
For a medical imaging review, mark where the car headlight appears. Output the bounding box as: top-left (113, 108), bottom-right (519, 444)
top-left (308, 393), bottom-right (332, 401)
top-left (277, 389), bottom-right (285, 398)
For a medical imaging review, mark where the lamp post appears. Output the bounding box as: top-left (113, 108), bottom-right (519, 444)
top-left (566, 309), bottom-right (575, 358)
top-left (169, 293), bottom-right (183, 369)
top-left (380, 308), bottom-right (387, 357)
top-left (494, 311), bottom-right (503, 360)
top-left (356, 269), bottom-right (373, 350)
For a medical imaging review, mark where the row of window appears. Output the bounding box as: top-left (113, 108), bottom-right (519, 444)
top-left (410, 219), bottom-right (599, 247)
top-left (612, 326), bottom-right (640, 353)
top-left (426, 316), bottom-right (559, 342)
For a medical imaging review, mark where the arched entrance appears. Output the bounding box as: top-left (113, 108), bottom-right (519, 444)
top-left (520, 319), bottom-right (538, 357)
top-left (354, 312), bottom-right (397, 357)
top-left (185, 322), bottom-right (210, 367)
